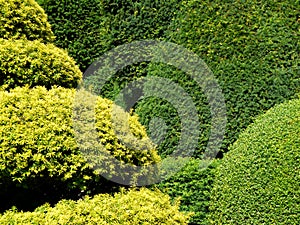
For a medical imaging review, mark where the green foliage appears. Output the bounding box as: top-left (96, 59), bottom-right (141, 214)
top-left (39, 0), bottom-right (108, 72)
top-left (135, 0), bottom-right (300, 157)
top-left (0, 38), bottom-right (82, 90)
top-left (0, 0), bottom-right (55, 42)
top-left (39, 0), bottom-right (182, 71)
top-left (208, 98), bottom-right (300, 224)
top-left (0, 86), bottom-right (160, 209)
top-left (0, 188), bottom-right (192, 224)
top-left (155, 158), bottom-right (219, 225)
top-left (134, 63), bottom-right (211, 158)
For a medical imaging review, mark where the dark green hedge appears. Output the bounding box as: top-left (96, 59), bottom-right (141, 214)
top-left (208, 98), bottom-right (300, 224)
top-left (134, 63), bottom-right (211, 158)
top-left (0, 38), bottom-right (82, 90)
top-left (0, 86), bottom-right (160, 210)
top-left (39, 0), bottom-right (182, 71)
top-left (135, 0), bottom-right (300, 157)
top-left (0, 188), bottom-right (192, 224)
top-left (0, 0), bottom-right (55, 42)
top-left (154, 158), bottom-right (219, 225)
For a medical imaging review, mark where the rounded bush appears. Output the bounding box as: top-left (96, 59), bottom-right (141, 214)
top-left (208, 98), bottom-right (300, 224)
top-left (0, 86), bottom-right (160, 209)
top-left (39, 0), bottom-right (181, 71)
top-left (0, 0), bottom-right (55, 42)
top-left (0, 188), bottom-right (192, 224)
top-left (0, 38), bottom-right (82, 90)
top-left (155, 158), bottom-right (219, 225)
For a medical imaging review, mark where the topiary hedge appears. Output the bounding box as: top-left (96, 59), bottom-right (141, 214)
top-left (0, 86), bottom-right (160, 210)
top-left (39, 0), bottom-right (182, 71)
top-left (0, 38), bottom-right (82, 90)
top-left (133, 0), bottom-right (300, 157)
top-left (0, 0), bottom-right (55, 42)
top-left (154, 158), bottom-right (219, 225)
top-left (208, 98), bottom-right (300, 224)
top-left (0, 188), bottom-right (192, 224)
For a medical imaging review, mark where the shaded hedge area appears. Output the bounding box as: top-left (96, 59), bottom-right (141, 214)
top-left (135, 0), bottom-right (300, 157)
top-left (0, 38), bottom-right (82, 90)
top-left (0, 188), bottom-right (192, 224)
top-left (0, 86), bottom-right (160, 211)
top-left (0, 0), bottom-right (55, 42)
top-left (208, 98), bottom-right (300, 224)
top-left (39, 0), bottom-right (182, 71)
top-left (154, 158), bottom-right (219, 225)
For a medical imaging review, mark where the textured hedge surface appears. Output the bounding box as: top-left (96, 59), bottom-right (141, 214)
top-left (39, 0), bottom-right (181, 71)
top-left (155, 158), bottom-right (219, 225)
top-left (0, 38), bottom-right (82, 90)
top-left (0, 0), bottom-right (55, 42)
top-left (0, 188), bottom-right (192, 224)
top-left (135, 0), bottom-right (300, 157)
top-left (0, 86), bottom-right (160, 210)
top-left (208, 98), bottom-right (300, 224)
top-left (39, 0), bottom-right (299, 158)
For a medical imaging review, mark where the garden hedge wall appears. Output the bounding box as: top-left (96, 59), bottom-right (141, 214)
top-left (0, 0), bottom-right (55, 42)
top-left (208, 98), bottom-right (300, 224)
top-left (39, 0), bottom-right (182, 71)
top-left (0, 188), bottom-right (192, 224)
top-left (135, 0), bottom-right (300, 157)
top-left (0, 38), bottom-right (82, 90)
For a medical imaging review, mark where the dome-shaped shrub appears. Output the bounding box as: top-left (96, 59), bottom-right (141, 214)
top-left (0, 0), bottom-right (55, 42)
top-left (0, 38), bottom-right (82, 90)
top-left (0, 188), bottom-right (192, 224)
top-left (0, 86), bottom-right (160, 201)
top-left (208, 98), bottom-right (300, 224)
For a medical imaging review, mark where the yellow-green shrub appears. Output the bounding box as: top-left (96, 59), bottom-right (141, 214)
top-left (0, 188), bottom-right (192, 224)
top-left (0, 0), bottom-right (55, 42)
top-left (0, 38), bottom-right (82, 90)
top-left (0, 86), bottom-right (160, 209)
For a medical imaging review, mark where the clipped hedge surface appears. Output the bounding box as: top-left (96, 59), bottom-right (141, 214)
top-left (208, 98), bottom-right (300, 224)
top-left (135, 0), bottom-right (300, 157)
top-left (0, 38), bottom-right (82, 90)
top-left (39, 0), bottom-right (182, 71)
top-left (155, 158), bottom-right (219, 225)
top-left (0, 86), bottom-right (160, 209)
top-left (0, 188), bottom-right (192, 224)
top-left (0, 0), bottom-right (55, 42)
